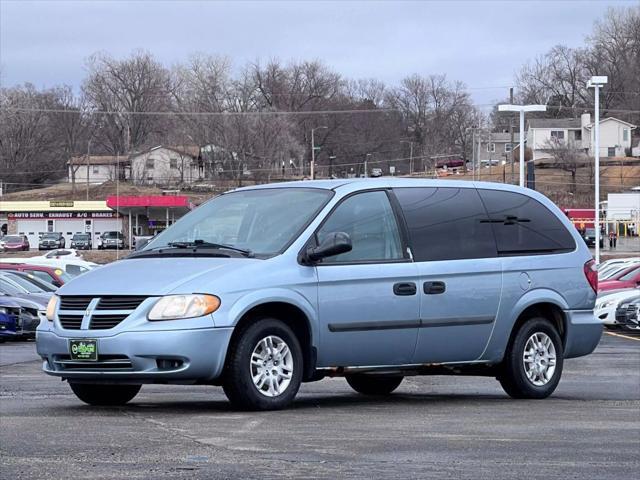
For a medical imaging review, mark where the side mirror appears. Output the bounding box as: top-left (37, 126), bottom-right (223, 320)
top-left (304, 232), bottom-right (352, 263)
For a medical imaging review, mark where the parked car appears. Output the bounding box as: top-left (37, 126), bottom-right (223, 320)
top-left (42, 249), bottom-right (83, 259)
top-left (0, 263), bottom-right (71, 287)
top-left (0, 298), bottom-right (21, 341)
top-left (38, 233), bottom-right (65, 250)
top-left (37, 179), bottom-right (600, 410)
top-left (582, 228), bottom-right (604, 248)
top-left (613, 297), bottom-right (640, 332)
top-left (0, 235), bottom-right (30, 252)
top-left (595, 288), bottom-right (640, 328)
top-left (0, 255), bottom-right (98, 278)
top-left (0, 271), bottom-right (55, 294)
top-left (599, 265), bottom-right (640, 292)
top-left (97, 231), bottom-right (125, 250)
top-left (370, 168), bottom-right (383, 177)
top-left (599, 260), bottom-right (640, 281)
top-left (70, 234), bottom-right (92, 250)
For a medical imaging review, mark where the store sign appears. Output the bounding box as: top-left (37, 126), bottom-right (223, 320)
top-left (9, 212), bottom-right (118, 219)
top-left (49, 201), bottom-right (74, 208)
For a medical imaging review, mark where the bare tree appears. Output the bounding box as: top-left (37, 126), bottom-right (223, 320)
top-left (83, 50), bottom-right (174, 154)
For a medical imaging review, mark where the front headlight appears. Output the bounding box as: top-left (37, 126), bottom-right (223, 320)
top-left (596, 300), bottom-right (614, 310)
top-left (148, 294), bottom-right (220, 321)
top-left (46, 295), bottom-right (59, 321)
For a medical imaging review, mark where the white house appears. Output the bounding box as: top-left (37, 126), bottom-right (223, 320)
top-left (130, 146), bottom-right (201, 186)
top-left (478, 132), bottom-right (517, 165)
top-left (68, 155), bottom-right (129, 184)
top-left (527, 113), bottom-right (636, 161)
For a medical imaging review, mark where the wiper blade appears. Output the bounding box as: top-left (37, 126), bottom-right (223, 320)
top-left (167, 240), bottom-right (254, 257)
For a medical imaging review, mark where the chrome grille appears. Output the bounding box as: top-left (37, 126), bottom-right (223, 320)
top-left (57, 295), bottom-right (149, 330)
top-left (59, 296), bottom-right (92, 310)
top-left (89, 314), bottom-right (129, 330)
top-left (96, 296), bottom-right (147, 310)
top-left (58, 314), bottom-right (83, 330)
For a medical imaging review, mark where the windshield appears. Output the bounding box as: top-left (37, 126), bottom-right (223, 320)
top-left (1, 273), bottom-right (45, 293)
top-left (73, 234), bottom-right (89, 240)
top-left (0, 277), bottom-right (27, 295)
top-left (103, 232), bottom-right (121, 239)
top-left (4, 236), bottom-right (23, 242)
top-left (144, 188), bottom-right (333, 257)
top-left (42, 233), bottom-right (60, 239)
top-left (585, 229), bottom-right (595, 235)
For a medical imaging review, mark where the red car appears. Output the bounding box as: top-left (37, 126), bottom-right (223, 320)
top-left (599, 264), bottom-right (640, 292)
top-left (1, 235), bottom-right (30, 252)
top-left (0, 263), bottom-right (71, 288)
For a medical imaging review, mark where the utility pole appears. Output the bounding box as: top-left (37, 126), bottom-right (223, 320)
top-left (86, 139), bottom-right (91, 201)
top-left (364, 153), bottom-right (373, 178)
top-left (509, 87), bottom-right (515, 184)
top-left (310, 126), bottom-right (327, 179)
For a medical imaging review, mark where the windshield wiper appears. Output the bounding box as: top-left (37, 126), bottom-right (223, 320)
top-left (167, 240), bottom-right (254, 257)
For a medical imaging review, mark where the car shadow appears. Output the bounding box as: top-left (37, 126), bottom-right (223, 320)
top-left (53, 391), bottom-right (519, 415)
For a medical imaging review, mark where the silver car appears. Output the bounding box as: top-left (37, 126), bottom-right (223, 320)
top-left (37, 179), bottom-right (601, 410)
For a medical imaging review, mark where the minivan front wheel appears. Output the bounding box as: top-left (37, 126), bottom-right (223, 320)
top-left (498, 317), bottom-right (564, 399)
top-left (223, 318), bottom-right (303, 410)
top-left (69, 383), bottom-right (141, 406)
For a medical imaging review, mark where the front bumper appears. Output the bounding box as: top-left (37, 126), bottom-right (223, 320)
top-left (563, 309), bottom-right (603, 359)
top-left (36, 327), bottom-right (233, 384)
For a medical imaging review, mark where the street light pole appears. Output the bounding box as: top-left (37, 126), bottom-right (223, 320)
top-left (588, 76), bottom-right (608, 264)
top-left (498, 103), bottom-right (547, 187)
top-left (310, 126), bottom-right (328, 179)
top-left (400, 141), bottom-right (414, 175)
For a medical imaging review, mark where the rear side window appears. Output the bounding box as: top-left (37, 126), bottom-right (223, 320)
top-left (478, 189), bottom-right (575, 255)
top-left (394, 187), bottom-right (497, 261)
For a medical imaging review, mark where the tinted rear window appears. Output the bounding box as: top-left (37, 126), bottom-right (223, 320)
top-left (394, 187), bottom-right (497, 261)
top-left (478, 189), bottom-right (576, 255)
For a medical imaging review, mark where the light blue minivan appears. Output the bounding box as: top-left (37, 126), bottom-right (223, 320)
top-left (37, 179), bottom-right (602, 410)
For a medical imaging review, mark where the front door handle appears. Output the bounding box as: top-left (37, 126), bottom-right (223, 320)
top-left (424, 281), bottom-right (446, 295)
top-left (393, 282), bottom-right (417, 296)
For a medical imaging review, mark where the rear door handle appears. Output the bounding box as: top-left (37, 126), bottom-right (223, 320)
top-left (424, 281), bottom-right (446, 295)
top-left (393, 282), bottom-right (417, 296)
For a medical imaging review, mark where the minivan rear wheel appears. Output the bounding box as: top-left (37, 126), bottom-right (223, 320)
top-left (69, 383), bottom-right (141, 406)
top-left (345, 374), bottom-right (403, 395)
top-left (498, 317), bottom-right (563, 399)
top-left (222, 318), bottom-right (303, 411)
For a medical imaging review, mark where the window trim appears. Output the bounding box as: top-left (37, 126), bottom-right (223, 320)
top-left (299, 188), bottom-right (412, 266)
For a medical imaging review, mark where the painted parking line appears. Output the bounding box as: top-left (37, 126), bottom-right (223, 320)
top-left (605, 331), bottom-right (640, 342)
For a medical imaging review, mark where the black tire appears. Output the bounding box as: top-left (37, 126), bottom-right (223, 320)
top-left (498, 317), bottom-right (563, 399)
top-left (345, 374), bottom-right (403, 395)
top-left (222, 318), bottom-right (303, 411)
top-left (69, 383), bottom-right (141, 406)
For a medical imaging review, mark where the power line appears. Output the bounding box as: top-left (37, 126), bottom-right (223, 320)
top-left (1, 107), bottom-right (398, 116)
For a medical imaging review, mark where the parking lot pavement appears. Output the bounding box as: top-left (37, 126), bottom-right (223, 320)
top-left (1, 334), bottom-right (638, 480)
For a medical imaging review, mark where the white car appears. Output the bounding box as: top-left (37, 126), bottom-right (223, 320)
top-left (598, 258), bottom-right (640, 280)
top-left (0, 255), bottom-right (98, 277)
top-left (595, 288), bottom-right (640, 328)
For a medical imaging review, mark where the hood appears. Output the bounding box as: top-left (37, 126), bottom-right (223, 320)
top-left (58, 256), bottom-right (264, 296)
top-left (1, 295), bottom-right (47, 309)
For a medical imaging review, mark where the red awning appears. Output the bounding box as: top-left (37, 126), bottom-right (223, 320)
top-left (106, 195), bottom-right (191, 209)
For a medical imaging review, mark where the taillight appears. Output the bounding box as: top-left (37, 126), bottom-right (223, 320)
top-left (584, 260), bottom-right (598, 293)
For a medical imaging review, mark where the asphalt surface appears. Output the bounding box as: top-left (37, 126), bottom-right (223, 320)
top-left (1, 333), bottom-right (639, 480)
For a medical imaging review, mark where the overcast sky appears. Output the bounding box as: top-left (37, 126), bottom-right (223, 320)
top-left (0, 0), bottom-right (635, 108)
